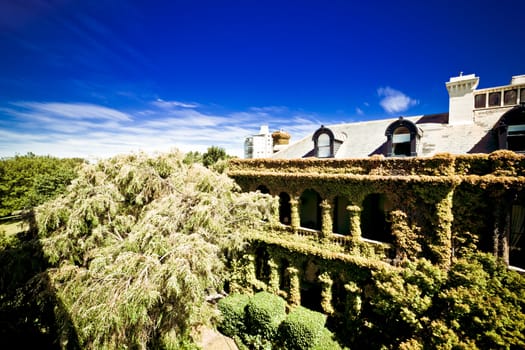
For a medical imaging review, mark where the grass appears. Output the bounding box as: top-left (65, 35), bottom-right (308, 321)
top-left (0, 220), bottom-right (29, 250)
top-left (0, 220), bottom-right (29, 236)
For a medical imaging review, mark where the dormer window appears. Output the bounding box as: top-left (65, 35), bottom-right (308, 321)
top-left (496, 104), bottom-right (525, 153)
top-left (313, 126), bottom-right (335, 158)
top-left (392, 127), bottom-right (411, 156)
top-left (385, 118), bottom-right (421, 157)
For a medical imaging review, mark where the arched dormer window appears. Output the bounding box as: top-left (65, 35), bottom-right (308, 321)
top-left (313, 125), bottom-right (335, 158)
top-left (385, 117), bottom-right (421, 157)
top-left (496, 104), bottom-right (525, 153)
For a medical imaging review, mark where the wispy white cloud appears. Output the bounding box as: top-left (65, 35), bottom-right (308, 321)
top-left (0, 100), bottom-right (325, 160)
top-left (249, 106), bottom-right (288, 114)
top-left (377, 87), bottom-right (418, 114)
top-left (356, 107), bottom-right (364, 116)
top-left (152, 99), bottom-right (199, 109)
top-left (13, 102), bottom-right (133, 121)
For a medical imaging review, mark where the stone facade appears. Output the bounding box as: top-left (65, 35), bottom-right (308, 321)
top-left (228, 73), bottom-right (525, 319)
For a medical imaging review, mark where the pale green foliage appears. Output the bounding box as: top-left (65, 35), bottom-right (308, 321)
top-left (371, 259), bottom-right (446, 333)
top-left (366, 254), bottom-right (525, 349)
top-left (183, 151), bottom-right (203, 165)
top-left (34, 151), bottom-right (276, 349)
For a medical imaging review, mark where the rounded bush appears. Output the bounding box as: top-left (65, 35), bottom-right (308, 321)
top-left (312, 328), bottom-right (343, 350)
top-left (217, 293), bottom-right (251, 337)
top-left (245, 291), bottom-right (287, 340)
top-left (278, 306), bottom-right (327, 350)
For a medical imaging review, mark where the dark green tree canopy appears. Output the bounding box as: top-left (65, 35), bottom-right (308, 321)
top-left (0, 153), bottom-right (84, 217)
top-left (202, 146), bottom-right (230, 167)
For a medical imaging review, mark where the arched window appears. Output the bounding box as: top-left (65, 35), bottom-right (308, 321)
top-left (313, 126), bottom-right (335, 158)
top-left (385, 117), bottom-right (421, 157)
top-left (299, 189), bottom-right (322, 230)
top-left (333, 196), bottom-right (350, 235)
top-left (279, 192), bottom-right (292, 225)
top-left (496, 104), bottom-right (525, 153)
top-left (360, 193), bottom-right (392, 243)
top-left (392, 126), bottom-right (411, 156)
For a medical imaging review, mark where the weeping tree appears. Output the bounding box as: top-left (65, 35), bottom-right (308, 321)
top-left (33, 151), bottom-right (277, 349)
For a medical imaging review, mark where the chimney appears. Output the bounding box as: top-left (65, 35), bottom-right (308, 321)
top-left (446, 73), bottom-right (479, 125)
top-left (271, 129), bottom-right (291, 153)
top-left (511, 75), bottom-right (525, 85)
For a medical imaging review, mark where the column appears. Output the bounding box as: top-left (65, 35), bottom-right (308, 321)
top-left (290, 196), bottom-right (300, 234)
top-left (287, 266), bottom-right (301, 306)
top-left (268, 258), bottom-right (280, 294)
top-left (321, 199), bottom-right (333, 239)
top-left (319, 272), bottom-right (334, 315)
top-left (347, 205), bottom-right (362, 242)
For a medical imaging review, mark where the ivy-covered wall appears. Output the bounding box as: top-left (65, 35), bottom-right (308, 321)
top-left (227, 151), bottom-right (525, 348)
top-left (228, 151), bottom-right (525, 268)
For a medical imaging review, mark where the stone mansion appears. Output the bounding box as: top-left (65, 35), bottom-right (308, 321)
top-left (228, 73), bottom-right (525, 317)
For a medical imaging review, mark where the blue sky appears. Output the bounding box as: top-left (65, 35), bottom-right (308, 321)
top-left (1, 0), bottom-right (524, 159)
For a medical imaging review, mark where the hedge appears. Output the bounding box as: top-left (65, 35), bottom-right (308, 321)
top-left (312, 328), bottom-right (343, 350)
top-left (245, 291), bottom-right (287, 340)
top-left (217, 293), bottom-right (251, 337)
top-left (278, 306), bottom-right (327, 350)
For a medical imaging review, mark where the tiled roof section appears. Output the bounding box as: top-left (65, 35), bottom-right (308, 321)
top-left (272, 111), bottom-right (504, 159)
top-left (415, 112), bottom-right (449, 124)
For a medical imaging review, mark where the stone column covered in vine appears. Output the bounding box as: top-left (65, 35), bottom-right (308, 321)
top-left (246, 254), bottom-right (259, 289)
top-left (347, 205), bottom-right (362, 242)
top-left (390, 209), bottom-right (421, 263)
top-left (267, 258), bottom-right (280, 293)
top-left (319, 272), bottom-right (335, 315)
top-left (321, 199), bottom-right (333, 239)
top-left (287, 266), bottom-right (301, 306)
top-left (290, 196), bottom-right (300, 234)
top-left (344, 281), bottom-right (362, 321)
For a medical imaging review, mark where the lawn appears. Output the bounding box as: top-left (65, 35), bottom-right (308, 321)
top-left (0, 220), bottom-right (29, 237)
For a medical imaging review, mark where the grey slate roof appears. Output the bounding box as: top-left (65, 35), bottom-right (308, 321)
top-left (272, 111), bottom-right (503, 159)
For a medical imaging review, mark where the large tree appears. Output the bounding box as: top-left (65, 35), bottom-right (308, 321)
top-left (30, 151), bottom-right (276, 349)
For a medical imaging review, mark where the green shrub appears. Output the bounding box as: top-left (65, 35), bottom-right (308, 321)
top-left (241, 333), bottom-right (273, 350)
top-left (312, 328), bottom-right (343, 350)
top-left (278, 306), bottom-right (327, 350)
top-left (245, 291), bottom-right (286, 340)
top-left (217, 293), bottom-right (251, 337)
